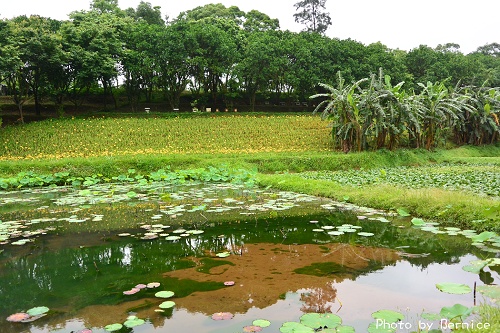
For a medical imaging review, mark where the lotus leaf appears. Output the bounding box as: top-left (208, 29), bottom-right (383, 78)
top-left (280, 321), bottom-right (315, 333)
top-left (471, 231), bottom-right (496, 243)
top-left (439, 303), bottom-right (473, 320)
top-left (147, 282), bottom-right (160, 288)
top-left (335, 326), bottom-right (355, 333)
top-left (436, 283), bottom-right (471, 294)
top-left (396, 208), bottom-right (410, 217)
top-left (371, 310), bottom-right (404, 323)
top-left (357, 232), bottom-right (374, 237)
top-left (312, 229), bottom-right (325, 232)
top-left (123, 316), bottom-right (145, 328)
top-left (300, 313), bottom-right (341, 329)
top-left (252, 319), bottom-right (271, 328)
top-left (159, 301), bottom-right (176, 309)
top-left (476, 285), bottom-right (500, 303)
top-left (26, 306), bottom-right (49, 316)
top-left (216, 251), bottom-right (230, 258)
top-left (165, 235), bottom-right (181, 241)
top-left (155, 290), bottom-right (175, 298)
top-left (6, 312), bottom-right (30, 322)
top-left (104, 323), bottom-right (123, 332)
top-left (420, 313), bottom-right (441, 321)
top-left (367, 322), bottom-right (396, 333)
top-left (411, 218), bottom-right (425, 226)
top-left (243, 325), bottom-right (263, 332)
top-left (328, 231), bottom-right (344, 236)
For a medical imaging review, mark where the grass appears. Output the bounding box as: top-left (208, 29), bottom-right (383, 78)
top-left (1, 113), bottom-right (499, 231)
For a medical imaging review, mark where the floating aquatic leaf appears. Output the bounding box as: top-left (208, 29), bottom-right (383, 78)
top-left (279, 321), bottom-right (314, 333)
top-left (216, 251), bottom-right (230, 258)
top-left (371, 309), bottom-right (404, 323)
top-left (224, 281), bottom-right (235, 286)
top-left (244, 325), bottom-right (263, 332)
top-left (309, 220), bottom-right (319, 224)
top-left (211, 312), bottom-right (233, 320)
top-left (159, 301), bottom-right (176, 309)
top-left (104, 323), bottom-right (123, 332)
top-left (147, 282), bottom-right (160, 288)
top-left (165, 235), bottom-right (181, 241)
top-left (357, 232), bottom-right (374, 237)
top-left (411, 218), bottom-right (426, 226)
top-left (336, 326), bottom-right (355, 333)
top-left (123, 316), bottom-right (145, 328)
top-left (396, 208), bottom-right (410, 217)
top-left (367, 322), bottom-right (395, 333)
top-left (300, 313), bottom-right (342, 329)
top-left (436, 283), bottom-right (471, 294)
top-left (321, 226), bottom-right (335, 230)
top-left (472, 231), bottom-right (496, 243)
top-left (439, 303), bottom-right (473, 320)
top-left (155, 290), bottom-right (175, 298)
top-left (327, 231), bottom-right (344, 236)
top-left (123, 288), bottom-right (140, 295)
top-left (186, 230), bottom-right (204, 235)
top-left (26, 306), bottom-right (49, 316)
top-left (312, 229), bottom-right (324, 232)
top-left (135, 284), bottom-right (147, 289)
top-left (252, 319), bottom-right (271, 328)
top-left (476, 285), bottom-right (500, 303)
top-left (6, 312), bottom-right (30, 322)
top-left (118, 233), bottom-right (131, 237)
top-left (420, 313), bottom-right (441, 321)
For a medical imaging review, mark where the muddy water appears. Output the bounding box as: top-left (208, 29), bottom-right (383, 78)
top-left (0, 182), bottom-right (498, 332)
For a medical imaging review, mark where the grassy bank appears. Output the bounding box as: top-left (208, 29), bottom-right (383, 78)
top-left (1, 114), bottom-right (499, 231)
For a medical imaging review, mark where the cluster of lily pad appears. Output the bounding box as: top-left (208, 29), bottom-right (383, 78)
top-left (117, 223), bottom-right (205, 241)
top-left (311, 222), bottom-right (375, 237)
top-left (411, 217), bottom-right (500, 252)
top-left (280, 313), bottom-right (354, 333)
top-left (210, 313), bottom-right (271, 333)
top-left (6, 306), bottom-right (49, 323)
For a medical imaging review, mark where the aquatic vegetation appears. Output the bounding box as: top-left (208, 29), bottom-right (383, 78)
top-left (436, 283), bottom-right (472, 294)
top-left (211, 312), bottom-right (234, 320)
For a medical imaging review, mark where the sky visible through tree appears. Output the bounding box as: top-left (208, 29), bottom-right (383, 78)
top-left (1, 0), bottom-right (499, 54)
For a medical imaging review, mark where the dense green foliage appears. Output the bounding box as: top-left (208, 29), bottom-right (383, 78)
top-left (0, 1), bottom-right (499, 122)
top-left (312, 71), bottom-right (500, 151)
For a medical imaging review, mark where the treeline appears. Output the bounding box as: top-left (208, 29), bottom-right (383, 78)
top-left (0, 0), bottom-right (499, 123)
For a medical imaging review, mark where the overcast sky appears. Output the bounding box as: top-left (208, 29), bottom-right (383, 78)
top-left (1, 0), bottom-right (498, 54)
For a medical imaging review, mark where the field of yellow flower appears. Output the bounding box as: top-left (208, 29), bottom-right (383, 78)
top-left (0, 114), bottom-right (332, 160)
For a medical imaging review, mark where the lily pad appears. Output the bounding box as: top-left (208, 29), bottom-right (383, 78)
top-left (439, 303), bottom-right (473, 320)
top-left (253, 319), bottom-right (271, 328)
top-left (300, 313), bottom-right (342, 329)
top-left (123, 288), bottom-right (140, 295)
top-left (280, 321), bottom-right (315, 333)
top-left (155, 290), bottom-right (175, 298)
top-left (336, 326), bottom-right (356, 333)
top-left (104, 323), bottom-right (123, 332)
top-left (371, 309), bottom-right (404, 323)
top-left (147, 282), bottom-right (160, 288)
top-left (367, 322), bottom-right (396, 333)
top-left (411, 218), bottom-right (426, 226)
top-left (6, 312), bottom-right (30, 322)
top-left (476, 285), bottom-right (500, 303)
top-left (436, 283), bottom-right (472, 294)
top-left (123, 316), bottom-right (145, 328)
top-left (243, 325), bottom-right (263, 332)
top-left (211, 312), bottom-right (234, 320)
top-left (26, 306), bottom-right (49, 316)
top-left (224, 281), bottom-right (235, 286)
top-left (165, 235), bottom-right (181, 241)
top-left (357, 232), bottom-right (375, 237)
top-left (216, 251), bottom-right (231, 258)
top-left (159, 301), bottom-right (176, 309)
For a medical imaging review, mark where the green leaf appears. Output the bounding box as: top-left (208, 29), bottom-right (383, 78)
top-left (104, 323), bottom-right (123, 332)
top-left (371, 309), bottom-right (404, 323)
top-left (253, 319), bottom-right (271, 328)
top-left (123, 316), bottom-right (145, 328)
top-left (155, 291), bottom-right (175, 298)
top-left (26, 306), bottom-right (49, 316)
top-left (159, 301), bottom-right (176, 309)
top-left (476, 285), bottom-right (500, 303)
top-left (300, 313), bottom-right (342, 329)
top-left (436, 283), bottom-right (471, 294)
top-left (396, 208), bottom-right (410, 217)
top-left (439, 303), bottom-right (473, 320)
top-left (279, 321), bottom-right (315, 333)
top-left (411, 218), bottom-right (426, 226)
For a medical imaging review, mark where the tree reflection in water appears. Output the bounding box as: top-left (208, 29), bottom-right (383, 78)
top-left (300, 282), bottom-right (339, 313)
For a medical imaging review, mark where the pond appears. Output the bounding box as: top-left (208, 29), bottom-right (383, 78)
top-left (0, 181), bottom-right (498, 333)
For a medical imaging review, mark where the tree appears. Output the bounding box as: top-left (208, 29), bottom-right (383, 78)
top-left (293, 0), bottom-right (332, 34)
